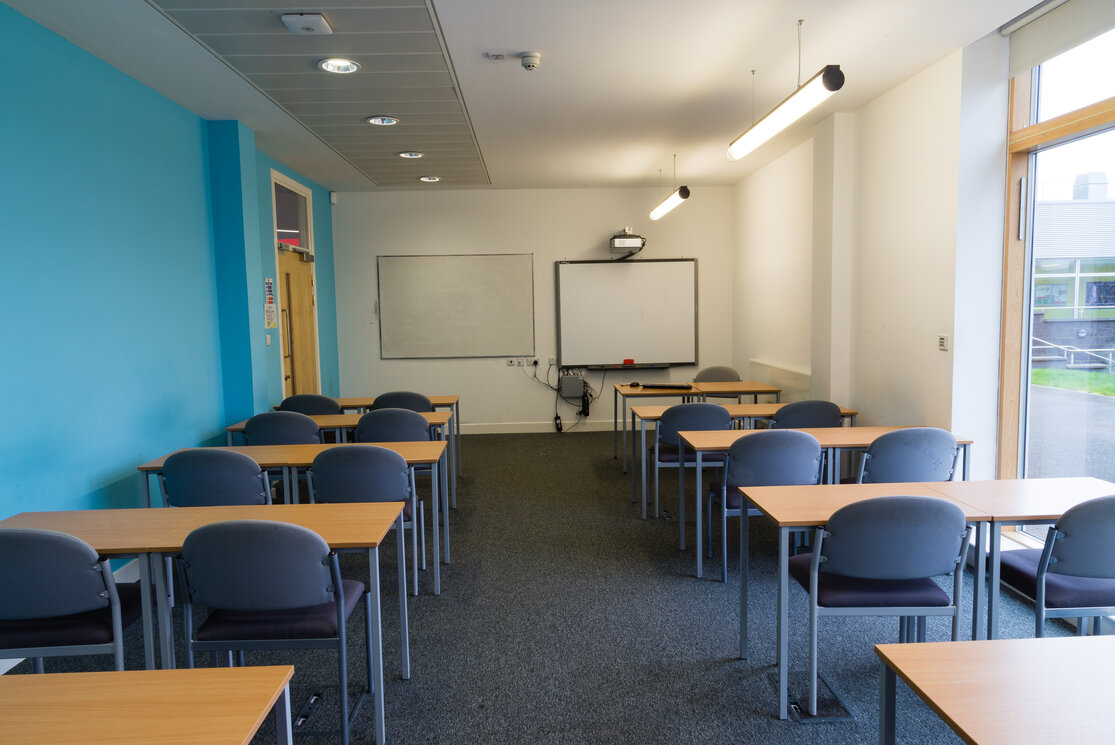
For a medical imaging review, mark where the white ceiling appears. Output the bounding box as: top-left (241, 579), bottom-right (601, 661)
top-left (8, 0), bottom-right (1040, 192)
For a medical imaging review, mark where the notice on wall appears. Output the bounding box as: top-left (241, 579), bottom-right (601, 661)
top-left (264, 277), bottom-right (277, 329)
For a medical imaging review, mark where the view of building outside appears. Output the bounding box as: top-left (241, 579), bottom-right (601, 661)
top-left (1025, 29), bottom-right (1115, 485)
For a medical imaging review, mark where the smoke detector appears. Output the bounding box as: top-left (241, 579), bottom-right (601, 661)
top-left (520, 52), bottom-right (541, 71)
top-left (281, 14), bottom-right (333, 34)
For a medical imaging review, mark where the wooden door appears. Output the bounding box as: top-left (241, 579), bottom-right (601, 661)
top-left (278, 248), bottom-right (319, 397)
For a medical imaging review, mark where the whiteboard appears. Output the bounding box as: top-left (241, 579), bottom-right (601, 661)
top-left (556, 259), bottom-right (697, 368)
top-left (378, 254), bottom-right (535, 359)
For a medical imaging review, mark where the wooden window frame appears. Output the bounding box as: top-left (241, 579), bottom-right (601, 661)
top-left (997, 76), bottom-right (1115, 478)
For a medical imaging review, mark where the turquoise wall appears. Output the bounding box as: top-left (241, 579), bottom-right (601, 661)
top-left (0, 4), bottom-right (338, 519)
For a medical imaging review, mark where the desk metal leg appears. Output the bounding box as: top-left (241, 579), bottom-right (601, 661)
top-left (988, 520), bottom-right (1002, 639)
top-left (878, 660), bottom-right (897, 745)
top-left (962, 443), bottom-right (970, 480)
top-left (695, 450), bottom-right (704, 579)
top-left (739, 497), bottom-right (749, 660)
top-left (640, 421), bottom-right (648, 519)
top-left (151, 551), bottom-right (175, 670)
top-left (777, 526), bottom-right (790, 720)
top-left (630, 410), bottom-right (638, 505)
top-left (431, 461), bottom-right (441, 596)
top-left (368, 546), bottom-right (386, 745)
top-left (144, 473), bottom-right (154, 509)
top-left (394, 518), bottom-right (410, 679)
top-left (275, 683), bottom-right (293, 745)
top-left (138, 553), bottom-right (155, 669)
top-left (622, 395), bottom-right (629, 473)
top-left (455, 401), bottom-right (462, 477)
top-left (971, 520), bottom-right (987, 640)
top-left (448, 419), bottom-right (457, 508)
top-left (441, 451), bottom-right (450, 564)
top-left (613, 388), bottom-right (619, 460)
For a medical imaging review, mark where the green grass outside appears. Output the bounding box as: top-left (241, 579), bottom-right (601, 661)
top-left (1031, 367), bottom-right (1115, 396)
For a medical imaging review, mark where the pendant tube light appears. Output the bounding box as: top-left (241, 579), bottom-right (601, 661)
top-left (650, 186), bottom-right (689, 221)
top-left (726, 64), bottom-right (844, 161)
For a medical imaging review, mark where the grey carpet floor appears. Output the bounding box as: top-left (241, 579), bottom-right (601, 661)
top-left (14, 431), bottom-right (1070, 744)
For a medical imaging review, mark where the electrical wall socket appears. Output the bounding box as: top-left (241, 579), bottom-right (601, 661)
top-left (507, 358), bottom-right (515, 366)
top-left (937, 334), bottom-right (949, 351)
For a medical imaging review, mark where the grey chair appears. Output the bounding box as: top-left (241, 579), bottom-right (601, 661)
top-left (693, 365), bottom-right (742, 402)
top-left (708, 430), bottom-right (823, 581)
top-left (0, 528), bottom-right (142, 673)
top-left (279, 393), bottom-right (343, 415)
top-left (856, 427), bottom-right (959, 483)
top-left (370, 391), bottom-right (434, 413)
top-left (308, 445), bottom-right (425, 596)
top-left (653, 403), bottom-right (732, 533)
top-left (789, 496), bottom-right (970, 715)
top-left (243, 410), bottom-right (322, 445)
top-left (999, 494), bottom-right (1115, 638)
top-left (176, 520), bottom-right (371, 745)
top-left (159, 448), bottom-right (270, 507)
top-left (769, 400), bottom-right (843, 429)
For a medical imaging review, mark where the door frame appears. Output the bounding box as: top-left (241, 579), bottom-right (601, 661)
top-left (270, 169), bottom-right (322, 396)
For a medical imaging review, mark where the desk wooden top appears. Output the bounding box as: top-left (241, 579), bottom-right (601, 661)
top-left (0, 665), bottom-right (294, 745)
top-left (740, 482), bottom-right (992, 528)
top-left (0, 507), bottom-right (187, 554)
top-left (227, 411), bottom-right (452, 433)
top-left (0, 503), bottom-right (404, 554)
top-left (693, 381), bottom-right (782, 396)
top-left (148, 502), bottom-right (403, 552)
top-left (631, 403), bottom-right (856, 422)
top-left (335, 395), bottom-right (458, 409)
top-left (615, 383), bottom-right (696, 396)
top-left (876, 636), bottom-right (1115, 745)
top-left (680, 426), bottom-right (973, 452)
top-left (925, 476), bottom-right (1115, 522)
top-left (138, 440), bottom-right (447, 472)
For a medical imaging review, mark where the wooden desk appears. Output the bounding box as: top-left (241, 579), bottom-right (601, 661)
top-left (926, 476), bottom-right (1115, 640)
top-left (612, 382), bottom-right (782, 472)
top-left (336, 394), bottom-right (462, 486)
top-left (877, 636), bottom-right (1115, 744)
top-left (226, 411), bottom-right (457, 510)
top-left (138, 440), bottom-right (451, 595)
top-left (629, 404), bottom-right (856, 520)
top-left (739, 482), bottom-right (990, 720)
top-left (677, 427), bottom-right (974, 579)
top-left (0, 665), bottom-right (295, 745)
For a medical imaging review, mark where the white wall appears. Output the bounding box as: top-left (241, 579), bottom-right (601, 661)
top-left (848, 51), bottom-right (964, 429)
top-left (732, 139), bottom-right (815, 399)
top-left (332, 187), bottom-right (734, 432)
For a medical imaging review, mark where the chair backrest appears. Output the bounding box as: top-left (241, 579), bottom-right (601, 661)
top-left (180, 520), bottom-right (335, 611)
top-left (309, 445), bottom-right (410, 504)
top-left (858, 427), bottom-right (958, 484)
top-left (370, 391), bottom-right (434, 413)
top-left (694, 366), bottom-right (741, 383)
top-left (279, 394), bottom-right (343, 416)
top-left (1047, 495), bottom-right (1115, 578)
top-left (0, 529), bottom-right (111, 620)
top-left (243, 411), bottom-right (321, 445)
top-left (355, 408), bottom-right (431, 443)
top-left (820, 496), bottom-right (967, 580)
top-left (725, 430), bottom-right (823, 488)
top-left (657, 403), bottom-right (731, 447)
top-left (162, 449), bottom-right (269, 507)
top-left (769, 400), bottom-right (843, 429)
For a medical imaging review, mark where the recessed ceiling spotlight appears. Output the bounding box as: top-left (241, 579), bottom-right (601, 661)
top-left (366, 115), bottom-right (399, 126)
top-left (317, 57), bottom-right (359, 74)
top-left (398, 151), bottom-right (424, 159)
top-left (418, 176), bottom-right (440, 183)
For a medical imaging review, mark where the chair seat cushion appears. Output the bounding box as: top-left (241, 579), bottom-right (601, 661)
top-left (198, 578), bottom-right (365, 642)
top-left (1000, 548), bottom-right (1115, 609)
top-left (0, 581), bottom-right (143, 649)
top-left (789, 554), bottom-right (950, 608)
top-left (654, 443), bottom-right (726, 465)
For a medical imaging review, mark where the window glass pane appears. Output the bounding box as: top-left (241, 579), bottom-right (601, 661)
top-left (1034, 258), bottom-right (1074, 274)
top-left (1079, 259), bottom-right (1115, 273)
top-left (1037, 27), bottom-right (1115, 122)
top-left (1034, 278), bottom-right (1072, 306)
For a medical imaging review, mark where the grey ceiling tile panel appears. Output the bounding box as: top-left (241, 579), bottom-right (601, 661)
top-left (200, 32), bottom-right (443, 57)
top-left (254, 71), bottom-right (454, 89)
top-left (230, 53), bottom-right (447, 75)
top-left (290, 101), bottom-right (465, 117)
top-left (160, 0), bottom-right (425, 10)
top-left (268, 86), bottom-right (459, 104)
top-left (164, 8), bottom-right (434, 35)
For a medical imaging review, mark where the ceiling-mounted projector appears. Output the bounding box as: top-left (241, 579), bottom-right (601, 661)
top-left (610, 228), bottom-right (645, 256)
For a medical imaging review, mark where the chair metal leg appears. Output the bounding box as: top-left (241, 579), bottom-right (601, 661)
top-left (808, 600), bottom-right (819, 716)
top-left (32, 657), bottom-right (44, 674)
top-left (720, 506), bottom-right (728, 583)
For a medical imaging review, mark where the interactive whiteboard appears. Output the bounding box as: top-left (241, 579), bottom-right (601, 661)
top-left (555, 259), bottom-right (697, 368)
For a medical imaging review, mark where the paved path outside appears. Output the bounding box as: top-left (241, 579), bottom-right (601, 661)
top-left (1027, 383), bottom-right (1115, 482)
